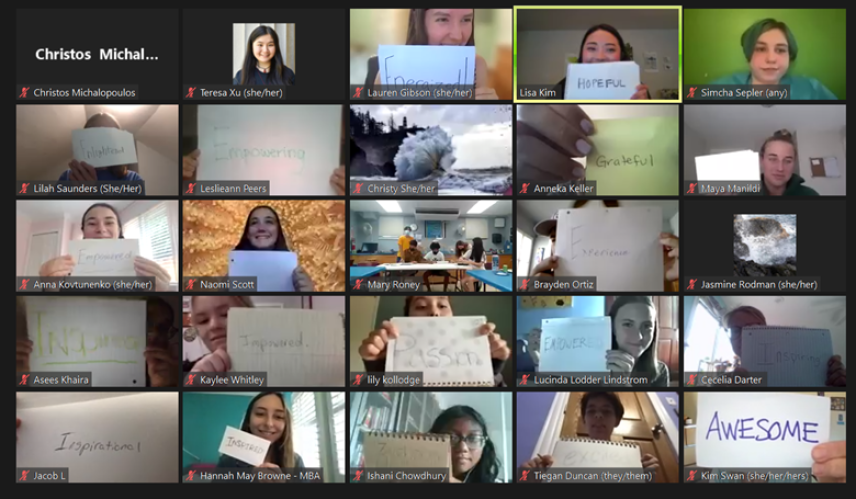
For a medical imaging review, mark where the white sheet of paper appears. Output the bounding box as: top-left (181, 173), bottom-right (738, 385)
top-left (387, 316), bottom-right (493, 386)
top-left (24, 297), bottom-right (146, 386)
top-left (228, 251), bottom-right (297, 292)
top-left (378, 45), bottom-right (476, 86)
top-left (218, 425), bottom-right (271, 466)
top-left (823, 157), bottom-right (841, 177)
top-left (554, 207), bottom-right (663, 291)
top-left (227, 308), bottom-right (345, 386)
top-left (564, 61), bottom-right (640, 100)
top-left (16, 393), bottom-right (178, 482)
top-left (362, 432), bottom-right (451, 469)
top-left (197, 105), bottom-right (341, 195)
top-left (740, 326), bottom-right (833, 387)
top-left (696, 392), bottom-right (830, 468)
top-left (552, 438), bottom-right (641, 468)
top-left (538, 317), bottom-right (611, 372)
top-left (72, 128), bottom-right (138, 168)
top-left (67, 239), bottom-right (140, 277)
top-left (695, 150), bottom-right (760, 181)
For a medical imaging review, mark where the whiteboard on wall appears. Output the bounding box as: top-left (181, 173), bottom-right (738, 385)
top-left (379, 216), bottom-right (405, 238)
top-left (464, 218), bottom-right (488, 239)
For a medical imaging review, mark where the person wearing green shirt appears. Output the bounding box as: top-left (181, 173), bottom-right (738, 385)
top-left (750, 130), bottom-right (820, 195)
top-left (710, 19), bottom-right (838, 100)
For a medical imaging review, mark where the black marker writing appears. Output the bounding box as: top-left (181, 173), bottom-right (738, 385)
top-left (594, 154), bottom-right (654, 168)
top-left (757, 343), bottom-right (822, 368)
top-left (55, 432), bottom-right (141, 456)
top-left (577, 78), bottom-right (626, 89)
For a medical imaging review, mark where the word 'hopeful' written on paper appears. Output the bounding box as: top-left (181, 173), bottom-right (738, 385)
top-left (564, 61), bottom-right (640, 100)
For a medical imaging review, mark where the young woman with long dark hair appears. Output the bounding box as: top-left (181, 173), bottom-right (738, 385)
top-left (234, 26), bottom-right (295, 85)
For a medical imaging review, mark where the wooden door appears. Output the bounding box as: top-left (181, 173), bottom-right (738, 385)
top-left (561, 392), bottom-right (678, 483)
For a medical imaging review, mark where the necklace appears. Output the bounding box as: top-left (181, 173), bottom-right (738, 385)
top-left (257, 64), bottom-right (271, 73)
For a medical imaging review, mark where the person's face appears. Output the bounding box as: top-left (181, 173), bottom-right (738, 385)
top-left (253, 34), bottom-right (276, 65)
top-left (146, 300), bottom-right (175, 349)
top-left (727, 310), bottom-right (766, 357)
top-left (749, 28), bottom-right (790, 84)
top-left (191, 296), bottom-right (239, 351)
top-left (424, 9), bottom-right (474, 46)
top-left (408, 296), bottom-right (453, 317)
top-left (82, 206), bottom-right (120, 239)
top-left (248, 208), bottom-right (279, 249)
top-left (613, 303), bottom-right (656, 359)
top-left (432, 248), bottom-right (440, 254)
top-left (581, 30), bottom-right (622, 63)
top-left (440, 417), bottom-right (485, 476)
top-left (760, 140), bottom-right (795, 189)
top-left (584, 396), bottom-right (619, 440)
top-left (249, 394), bottom-right (286, 443)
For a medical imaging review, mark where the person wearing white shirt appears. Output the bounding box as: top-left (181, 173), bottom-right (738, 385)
top-left (423, 242), bottom-right (451, 291)
top-left (459, 237), bottom-right (487, 292)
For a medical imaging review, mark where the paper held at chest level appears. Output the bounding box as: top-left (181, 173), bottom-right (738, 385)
top-left (564, 61), bottom-right (641, 100)
top-left (386, 316), bottom-right (493, 385)
top-left (229, 251), bottom-right (297, 292)
top-left (362, 432), bottom-right (451, 469)
top-left (695, 150), bottom-right (761, 182)
top-left (378, 45), bottom-right (476, 87)
top-left (696, 392), bottom-right (830, 468)
top-left (740, 326), bottom-right (833, 387)
top-left (554, 207), bottom-right (663, 291)
top-left (219, 425), bottom-right (271, 466)
top-left (25, 297), bottom-right (147, 386)
top-left (552, 438), bottom-right (642, 468)
top-left (538, 317), bottom-right (611, 372)
top-left (227, 308), bottom-right (345, 386)
top-left (16, 392), bottom-right (178, 482)
top-left (67, 239), bottom-right (140, 277)
top-left (197, 105), bottom-right (341, 194)
top-left (72, 127), bottom-right (138, 168)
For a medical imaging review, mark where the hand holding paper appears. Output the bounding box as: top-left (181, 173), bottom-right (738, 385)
top-left (219, 425), bottom-right (271, 466)
top-left (72, 128), bottom-right (137, 168)
top-left (68, 239), bottom-right (140, 277)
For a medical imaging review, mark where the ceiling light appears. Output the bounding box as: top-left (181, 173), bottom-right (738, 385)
top-left (376, 201), bottom-right (402, 213)
top-left (467, 201), bottom-right (497, 214)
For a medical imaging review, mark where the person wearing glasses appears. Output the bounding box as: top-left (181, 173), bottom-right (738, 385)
top-left (521, 392), bottom-right (660, 472)
top-left (529, 202), bottom-right (680, 292)
top-left (15, 297), bottom-right (180, 387)
top-left (420, 405), bottom-right (502, 483)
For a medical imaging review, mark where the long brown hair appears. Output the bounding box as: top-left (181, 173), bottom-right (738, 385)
top-left (241, 392), bottom-right (295, 468)
top-left (405, 9), bottom-right (476, 45)
top-left (454, 240), bottom-right (468, 258)
top-left (607, 296), bottom-right (659, 376)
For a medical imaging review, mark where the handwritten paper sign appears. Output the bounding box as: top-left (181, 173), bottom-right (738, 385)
top-left (67, 239), bottom-right (139, 277)
top-left (362, 431), bottom-right (451, 469)
top-left (552, 438), bottom-right (641, 468)
top-left (72, 128), bottom-right (138, 168)
top-left (16, 392), bottom-right (178, 482)
top-left (24, 297), bottom-right (146, 386)
top-left (697, 392), bottom-right (830, 468)
top-left (564, 62), bottom-right (640, 100)
top-left (387, 316), bottom-right (493, 386)
top-left (695, 150), bottom-right (760, 181)
top-left (554, 207), bottom-right (663, 291)
top-left (378, 45), bottom-right (476, 87)
top-left (227, 308), bottom-right (345, 386)
top-left (586, 117), bottom-right (679, 195)
top-left (197, 105), bottom-right (341, 195)
top-left (538, 317), bottom-right (611, 372)
top-left (228, 251), bottom-right (298, 292)
top-left (741, 326), bottom-right (833, 387)
top-left (218, 425), bottom-right (271, 466)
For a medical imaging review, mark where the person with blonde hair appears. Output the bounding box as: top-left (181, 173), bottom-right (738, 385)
top-left (184, 295), bottom-right (254, 372)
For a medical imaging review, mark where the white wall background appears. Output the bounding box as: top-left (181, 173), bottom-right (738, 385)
top-left (233, 23), bottom-right (295, 77)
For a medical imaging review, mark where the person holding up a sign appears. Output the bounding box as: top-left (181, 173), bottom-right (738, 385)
top-left (358, 295), bottom-right (510, 386)
top-left (606, 296), bottom-right (669, 386)
top-left (364, 9), bottom-right (499, 100)
top-left (722, 306), bottom-right (846, 386)
top-left (217, 392), bottom-right (305, 478)
top-left (182, 150), bottom-right (346, 195)
top-left (520, 392), bottom-right (660, 471)
top-left (59, 113), bottom-right (145, 185)
top-left (37, 203), bottom-right (172, 291)
top-left (516, 104), bottom-right (595, 184)
top-left (709, 19), bottom-right (837, 100)
top-left (530, 203), bottom-right (680, 292)
top-left (184, 295), bottom-right (252, 372)
top-left (552, 25), bottom-right (650, 100)
top-left (233, 26), bottom-right (295, 86)
top-left (230, 206), bottom-right (315, 291)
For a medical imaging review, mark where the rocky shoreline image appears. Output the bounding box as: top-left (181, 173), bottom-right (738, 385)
top-left (733, 214), bottom-right (797, 276)
top-left (349, 105), bottom-right (512, 195)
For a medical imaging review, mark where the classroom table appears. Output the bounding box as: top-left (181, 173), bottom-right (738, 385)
top-left (466, 269), bottom-right (513, 292)
top-left (381, 262), bottom-right (472, 291)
